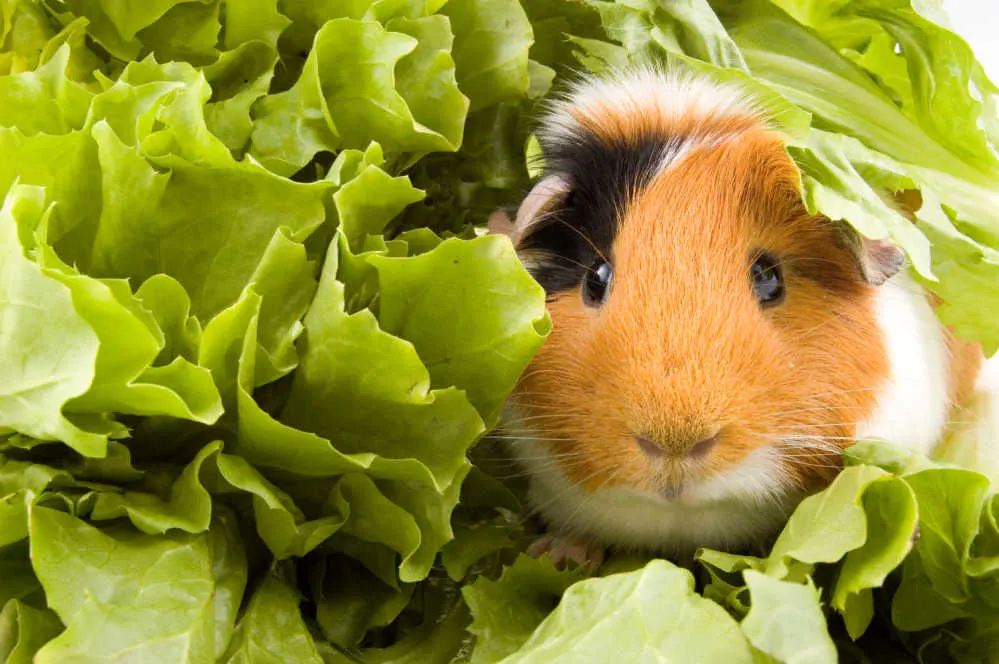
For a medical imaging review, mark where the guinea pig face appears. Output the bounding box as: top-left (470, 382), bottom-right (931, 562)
top-left (505, 70), bottom-right (899, 516)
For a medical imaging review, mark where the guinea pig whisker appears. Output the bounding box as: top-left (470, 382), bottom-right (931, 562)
top-left (792, 318), bottom-right (840, 338)
top-left (485, 435), bottom-right (582, 443)
top-left (491, 428), bottom-right (575, 438)
top-left (557, 468), bottom-right (624, 535)
top-left (772, 422), bottom-right (862, 430)
top-left (779, 460), bottom-right (842, 471)
top-left (520, 465), bottom-right (610, 523)
top-left (487, 463), bottom-right (592, 481)
top-left (777, 402), bottom-right (874, 416)
top-left (777, 403), bottom-right (875, 416)
top-left (774, 437), bottom-right (852, 449)
top-left (548, 253), bottom-right (604, 276)
top-left (548, 215), bottom-right (611, 265)
top-left (491, 425), bottom-right (578, 434)
top-left (475, 452), bottom-right (590, 462)
top-left (484, 454), bottom-right (596, 475)
top-left (793, 386), bottom-right (880, 397)
top-left (774, 459), bottom-right (841, 467)
top-left (753, 435), bottom-right (850, 455)
top-left (769, 449), bottom-right (844, 460)
top-left (495, 417), bottom-right (575, 426)
top-left (515, 367), bottom-right (589, 380)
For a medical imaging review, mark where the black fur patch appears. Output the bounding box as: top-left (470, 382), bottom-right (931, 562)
top-left (518, 130), bottom-right (686, 295)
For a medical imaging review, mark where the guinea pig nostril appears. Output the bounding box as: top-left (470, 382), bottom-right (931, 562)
top-left (687, 433), bottom-right (719, 460)
top-left (634, 435), bottom-right (663, 458)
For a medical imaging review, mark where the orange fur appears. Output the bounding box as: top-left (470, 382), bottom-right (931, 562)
top-left (510, 125), bottom-right (892, 497)
top-left (926, 290), bottom-right (984, 409)
top-left (945, 331), bottom-right (983, 409)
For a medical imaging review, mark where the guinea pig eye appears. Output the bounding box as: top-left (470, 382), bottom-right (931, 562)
top-left (750, 253), bottom-right (784, 307)
top-left (583, 260), bottom-right (613, 307)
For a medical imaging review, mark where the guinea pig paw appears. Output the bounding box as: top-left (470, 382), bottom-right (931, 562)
top-left (527, 534), bottom-right (605, 571)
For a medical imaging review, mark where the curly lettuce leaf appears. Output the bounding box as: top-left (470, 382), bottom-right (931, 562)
top-left (370, 235), bottom-right (550, 426)
top-left (0, 599), bottom-right (63, 664)
top-left (499, 560), bottom-right (755, 663)
top-left (250, 16), bottom-right (466, 175)
top-left (2, 1), bottom-right (999, 662)
top-left (463, 554), bottom-right (587, 664)
top-left (0, 185), bottom-right (104, 455)
top-left (220, 566), bottom-right (323, 664)
top-left (741, 571), bottom-right (837, 664)
top-left (29, 506), bottom-right (222, 663)
top-left (714, 0), bottom-right (999, 350)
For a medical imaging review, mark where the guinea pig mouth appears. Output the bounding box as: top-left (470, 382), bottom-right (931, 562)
top-left (657, 481), bottom-right (685, 501)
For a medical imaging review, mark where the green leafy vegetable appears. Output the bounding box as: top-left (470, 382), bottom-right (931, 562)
top-left (497, 560), bottom-right (755, 663)
top-left (1, 0), bottom-right (998, 661)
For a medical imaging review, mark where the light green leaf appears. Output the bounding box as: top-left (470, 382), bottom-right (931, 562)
top-left (202, 42), bottom-right (278, 152)
top-left (89, 119), bottom-right (329, 323)
top-left (741, 571), bottom-right (837, 664)
top-left (0, 45), bottom-right (92, 133)
top-left (442, 0), bottom-right (533, 111)
top-left (244, 227), bottom-right (317, 386)
top-left (30, 506), bottom-right (215, 663)
top-left (216, 448), bottom-right (346, 560)
top-left (502, 560), bottom-right (754, 663)
top-left (765, 465), bottom-right (889, 578)
top-left (0, 185), bottom-right (103, 456)
top-left (384, 15), bottom-right (468, 150)
top-left (371, 235), bottom-right (550, 425)
top-left (88, 441), bottom-right (218, 534)
top-left (463, 554), bottom-right (586, 664)
top-left (221, 566), bottom-right (322, 664)
top-left (0, 0), bottom-right (55, 76)
top-left (251, 17), bottom-right (464, 175)
top-left (222, 0), bottom-right (289, 50)
top-left (832, 476), bottom-right (917, 639)
top-left (333, 163), bottom-right (425, 252)
top-left (311, 554), bottom-right (413, 648)
top-left (37, 232), bottom-right (222, 429)
top-left (787, 130), bottom-right (933, 278)
top-left (901, 468), bottom-right (992, 603)
top-left (281, 239), bottom-right (484, 492)
top-left (646, 0), bottom-right (749, 70)
top-left (207, 506), bottom-right (247, 662)
top-left (0, 599), bottom-right (63, 664)
top-left (135, 274), bottom-right (201, 366)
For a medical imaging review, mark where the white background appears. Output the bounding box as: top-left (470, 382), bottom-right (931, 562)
top-left (943, 0), bottom-right (999, 79)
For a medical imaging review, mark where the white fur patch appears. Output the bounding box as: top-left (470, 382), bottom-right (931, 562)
top-left (856, 271), bottom-right (950, 454)
top-left (539, 66), bottom-right (763, 150)
top-left (505, 426), bottom-right (801, 556)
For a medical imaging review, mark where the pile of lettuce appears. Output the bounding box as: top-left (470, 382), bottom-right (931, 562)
top-left (1, 0), bottom-right (997, 662)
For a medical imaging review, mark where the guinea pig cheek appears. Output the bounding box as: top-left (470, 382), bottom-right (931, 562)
top-left (508, 290), bottom-right (656, 494)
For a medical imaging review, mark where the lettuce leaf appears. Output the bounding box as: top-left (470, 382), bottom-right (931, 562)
top-left (498, 560), bottom-right (755, 663)
top-left (2, 0), bottom-right (999, 661)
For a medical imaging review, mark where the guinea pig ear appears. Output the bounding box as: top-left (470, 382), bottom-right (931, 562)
top-left (488, 173), bottom-right (572, 246)
top-left (837, 226), bottom-right (906, 286)
top-left (839, 189), bottom-right (918, 285)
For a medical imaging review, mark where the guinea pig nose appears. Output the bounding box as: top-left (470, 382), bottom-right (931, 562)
top-left (687, 433), bottom-right (719, 460)
top-left (634, 435), bottom-right (664, 458)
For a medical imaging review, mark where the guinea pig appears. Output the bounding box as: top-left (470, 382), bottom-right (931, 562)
top-left (492, 66), bottom-right (987, 569)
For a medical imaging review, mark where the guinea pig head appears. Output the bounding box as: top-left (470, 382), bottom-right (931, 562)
top-left (503, 70), bottom-right (904, 512)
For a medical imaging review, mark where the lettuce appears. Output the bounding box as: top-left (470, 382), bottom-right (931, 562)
top-left (0, 0), bottom-right (997, 662)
